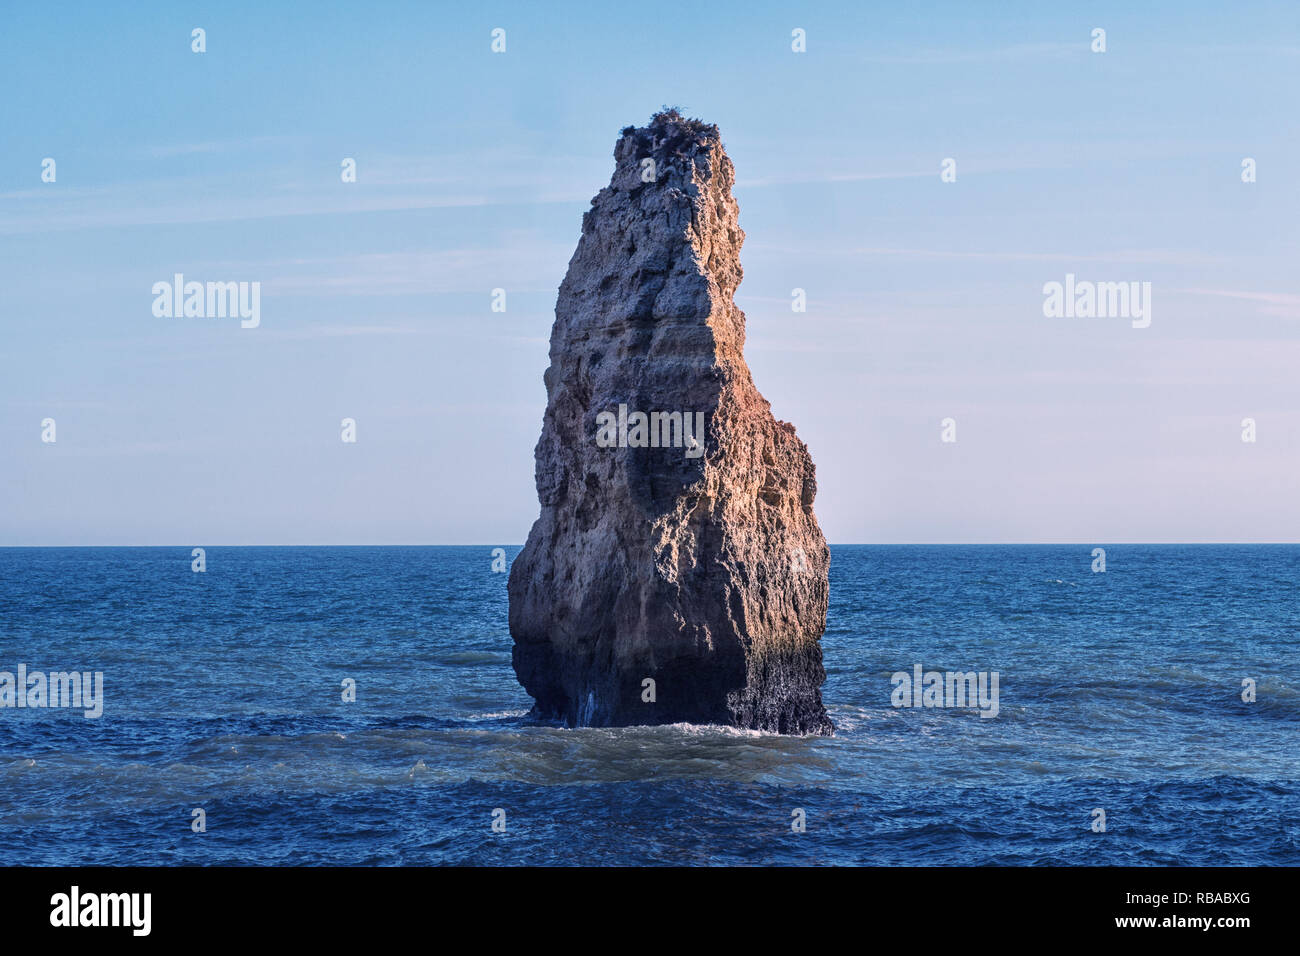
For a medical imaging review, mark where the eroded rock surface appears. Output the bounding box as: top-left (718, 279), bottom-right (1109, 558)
top-left (508, 110), bottom-right (832, 735)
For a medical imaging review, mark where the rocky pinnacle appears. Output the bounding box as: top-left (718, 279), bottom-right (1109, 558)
top-left (508, 110), bottom-right (832, 735)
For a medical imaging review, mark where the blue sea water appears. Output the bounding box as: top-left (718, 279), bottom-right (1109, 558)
top-left (0, 545), bottom-right (1296, 866)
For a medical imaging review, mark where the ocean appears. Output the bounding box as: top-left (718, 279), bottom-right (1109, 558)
top-left (1, 545), bottom-right (1296, 866)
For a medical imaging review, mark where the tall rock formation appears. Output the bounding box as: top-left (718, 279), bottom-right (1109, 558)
top-left (508, 110), bottom-right (832, 735)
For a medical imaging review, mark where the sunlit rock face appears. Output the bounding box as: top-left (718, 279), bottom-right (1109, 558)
top-left (508, 111), bottom-right (832, 735)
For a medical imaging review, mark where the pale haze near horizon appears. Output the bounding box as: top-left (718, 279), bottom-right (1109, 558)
top-left (3, 1), bottom-right (1298, 546)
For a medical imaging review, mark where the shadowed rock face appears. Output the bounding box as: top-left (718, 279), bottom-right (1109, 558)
top-left (508, 110), bottom-right (832, 735)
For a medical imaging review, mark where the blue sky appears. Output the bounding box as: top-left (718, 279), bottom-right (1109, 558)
top-left (3, 1), bottom-right (1299, 544)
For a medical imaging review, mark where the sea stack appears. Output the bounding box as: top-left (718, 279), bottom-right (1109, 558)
top-left (508, 110), bottom-right (832, 735)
